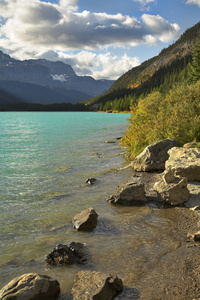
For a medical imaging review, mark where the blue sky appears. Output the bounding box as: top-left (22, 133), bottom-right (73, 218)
top-left (0, 0), bottom-right (199, 80)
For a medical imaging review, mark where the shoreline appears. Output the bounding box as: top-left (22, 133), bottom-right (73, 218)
top-left (113, 169), bottom-right (200, 299)
top-left (1, 133), bottom-right (200, 299)
top-left (1, 168), bottom-right (200, 299)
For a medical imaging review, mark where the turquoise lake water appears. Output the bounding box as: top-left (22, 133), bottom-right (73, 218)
top-left (0, 112), bottom-right (132, 287)
top-left (0, 112), bottom-right (187, 299)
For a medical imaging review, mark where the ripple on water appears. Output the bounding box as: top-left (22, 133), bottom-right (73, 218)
top-left (1, 113), bottom-right (195, 298)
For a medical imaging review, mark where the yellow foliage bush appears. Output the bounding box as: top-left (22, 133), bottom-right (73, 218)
top-left (121, 80), bottom-right (200, 160)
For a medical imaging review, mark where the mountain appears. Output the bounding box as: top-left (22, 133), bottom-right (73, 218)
top-left (0, 87), bottom-right (25, 104)
top-left (0, 52), bottom-right (114, 104)
top-left (85, 22), bottom-right (200, 111)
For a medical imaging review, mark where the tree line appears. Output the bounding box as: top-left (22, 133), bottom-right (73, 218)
top-left (121, 38), bottom-right (200, 160)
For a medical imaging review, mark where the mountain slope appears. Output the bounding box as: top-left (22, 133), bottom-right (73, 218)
top-left (111, 22), bottom-right (200, 91)
top-left (85, 21), bottom-right (200, 111)
top-left (0, 52), bottom-right (113, 104)
top-left (0, 87), bottom-right (25, 104)
top-left (0, 80), bottom-right (91, 104)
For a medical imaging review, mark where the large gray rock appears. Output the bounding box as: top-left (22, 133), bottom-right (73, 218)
top-left (165, 147), bottom-right (200, 181)
top-left (71, 271), bottom-right (123, 300)
top-left (45, 242), bottom-right (87, 266)
top-left (153, 170), bottom-right (190, 205)
top-left (72, 208), bottom-right (98, 231)
top-left (107, 182), bottom-right (147, 205)
top-left (0, 273), bottom-right (60, 300)
top-left (132, 139), bottom-right (178, 172)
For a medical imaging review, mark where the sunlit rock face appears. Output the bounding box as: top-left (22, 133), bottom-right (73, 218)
top-left (165, 147), bottom-right (200, 181)
top-left (0, 273), bottom-right (60, 300)
top-left (132, 139), bottom-right (178, 172)
top-left (153, 170), bottom-right (190, 205)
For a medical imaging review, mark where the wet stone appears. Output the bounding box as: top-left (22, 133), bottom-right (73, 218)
top-left (72, 208), bottom-right (98, 231)
top-left (71, 271), bottom-right (123, 300)
top-left (45, 242), bottom-right (87, 266)
top-left (85, 178), bottom-right (97, 185)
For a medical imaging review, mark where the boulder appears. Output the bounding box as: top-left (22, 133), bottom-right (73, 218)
top-left (72, 208), bottom-right (98, 231)
top-left (165, 147), bottom-right (200, 181)
top-left (153, 170), bottom-right (190, 205)
top-left (45, 242), bottom-right (87, 266)
top-left (132, 139), bottom-right (178, 172)
top-left (0, 273), bottom-right (60, 300)
top-left (85, 178), bottom-right (97, 185)
top-left (71, 271), bottom-right (123, 300)
top-left (107, 182), bottom-right (147, 205)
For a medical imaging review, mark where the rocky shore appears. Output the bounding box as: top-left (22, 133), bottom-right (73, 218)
top-left (1, 139), bottom-right (200, 299)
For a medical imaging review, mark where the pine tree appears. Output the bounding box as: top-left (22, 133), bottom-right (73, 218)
top-left (189, 38), bottom-right (200, 83)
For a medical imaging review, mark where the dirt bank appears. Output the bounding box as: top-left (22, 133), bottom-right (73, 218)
top-left (115, 171), bottom-right (200, 300)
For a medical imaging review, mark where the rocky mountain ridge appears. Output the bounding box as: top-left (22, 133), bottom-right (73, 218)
top-left (0, 51), bottom-right (114, 104)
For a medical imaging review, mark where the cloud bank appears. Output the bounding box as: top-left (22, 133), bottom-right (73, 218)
top-left (186, 0), bottom-right (200, 7)
top-left (0, 0), bottom-right (180, 79)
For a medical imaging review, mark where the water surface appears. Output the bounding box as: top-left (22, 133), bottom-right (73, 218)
top-left (0, 112), bottom-right (195, 299)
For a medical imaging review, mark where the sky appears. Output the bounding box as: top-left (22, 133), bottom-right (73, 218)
top-left (0, 0), bottom-right (199, 80)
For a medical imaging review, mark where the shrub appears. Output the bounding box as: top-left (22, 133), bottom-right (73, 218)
top-left (121, 80), bottom-right (200, 160)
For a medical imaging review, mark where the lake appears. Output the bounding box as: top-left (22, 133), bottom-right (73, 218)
top-left (0, 112), bottom-right (192, 299)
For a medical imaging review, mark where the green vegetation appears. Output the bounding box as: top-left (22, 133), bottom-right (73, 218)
top-left (96, 55), bottom-right (191, 111)
top-left (118, 26), bottom-right (200, 160)
top-left (121, 80), bottom-right (200, 160)
top-left (84, 22), bottom-right (200, 112)
top-left (188, 38), bottom-right (200, 83)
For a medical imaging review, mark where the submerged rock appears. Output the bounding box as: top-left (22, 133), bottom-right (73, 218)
top-left (45, 242), bottom-right (87, 266)
top-left (104, 140), bottom-right (115, 143)
top-left (72, 208), bottom-right (98, 231)
top-left (71, 270), bottom-right (123, 300)
top-left (132, 138), bottom-right (178, 172)
top-left (107, 182), bottom-right (147, 205)
top-left (0, 273), bottom-right (60, 300)
top-left (165, 147), bottom-right (200, 181)
top-left (153, 170), bottom-right (190, 205)
top-left (85, 178), bottom-right (97, 185)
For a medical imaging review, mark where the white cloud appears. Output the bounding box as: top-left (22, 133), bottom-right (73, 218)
top-left (133, 0), bottom-right (156, 11)
top-left (32, 49), bottom-right (140, 80)
top-left (186, 0), bottom-right (200, 7)
top-left (0, 0), bottom-right (180, 52)
top-left (142, 14), bottom-right (180, 42)
top-left (133, 0), bottom-right (155, 5)
top-left (59, 0), bottom-right (79, 11)
top-left (92, 53), bottom-right (140, 80)
top-left (0, 0), bottom-right (180, 79)
top-left (56, 50), bottom-right (97, 73)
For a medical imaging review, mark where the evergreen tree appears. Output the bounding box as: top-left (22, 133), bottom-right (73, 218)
top-left (189, 38), bottom-right (200, 83)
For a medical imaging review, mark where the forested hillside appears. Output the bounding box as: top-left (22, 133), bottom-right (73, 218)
top-left (85, 22), bottom-right (200, 112)
top-left (121, 37), bottom-right (200, 160)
